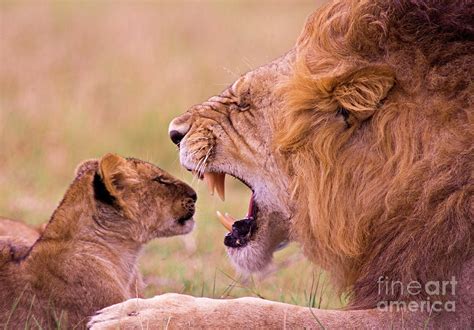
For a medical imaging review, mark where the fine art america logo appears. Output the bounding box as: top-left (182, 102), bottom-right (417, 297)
top-left (377, 277), bottom-right (457, 312)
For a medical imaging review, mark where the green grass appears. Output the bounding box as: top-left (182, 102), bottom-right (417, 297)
top-left (0, 0), bottom-right (342, 310)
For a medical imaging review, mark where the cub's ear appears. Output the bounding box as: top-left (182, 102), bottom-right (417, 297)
top-left (332, 65), bottom-right (395, 120)
top-left (74, 160), bottom-right (98, 178)
top-left (98, 153), bottom-right (138, 198)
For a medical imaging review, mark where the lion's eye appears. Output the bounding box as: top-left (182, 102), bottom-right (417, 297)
top-left (238, 102), bottom-right (250, 110)
top-left (238, 90), bottom-right (252, 111)
top-left (229, 101), bottom-right (250, 112)
top-left (153, 176), bottom-right (172, 185)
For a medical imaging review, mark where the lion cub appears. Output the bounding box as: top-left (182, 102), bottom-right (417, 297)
top-left (0, 153), bottom-right (196, 329)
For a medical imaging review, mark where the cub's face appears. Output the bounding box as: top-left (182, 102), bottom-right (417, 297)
top-left (94, 153), bottom-right (196, 241)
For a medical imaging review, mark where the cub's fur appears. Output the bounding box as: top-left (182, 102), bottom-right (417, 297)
top-left (0, 218), bottom-right (41, 256)
top-left (0, 153), bottom-right (196, 329)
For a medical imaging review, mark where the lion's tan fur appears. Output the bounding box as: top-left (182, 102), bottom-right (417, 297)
top-left (0, 154), bottom-right (196, 329)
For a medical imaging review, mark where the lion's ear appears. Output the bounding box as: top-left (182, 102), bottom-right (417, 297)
top-left (333, 65), bottom-right (395, 121)
top-left (98, 153), bottom-right (138, 198)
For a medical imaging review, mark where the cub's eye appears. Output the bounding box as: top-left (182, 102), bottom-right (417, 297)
top-left (153, 176), bottom-right (173, 185)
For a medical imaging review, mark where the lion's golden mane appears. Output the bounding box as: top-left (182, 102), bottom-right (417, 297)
top-left (276, 0), bottom-right (473, 308)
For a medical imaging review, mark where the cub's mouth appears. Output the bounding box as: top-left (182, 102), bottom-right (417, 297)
top-left (190, 171), bottom-right (259, 249)
top-left (177, 211), bottom-right (195, 226)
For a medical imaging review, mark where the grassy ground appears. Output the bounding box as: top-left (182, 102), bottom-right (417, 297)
top-left (0, 0), bottom-right (343, 309)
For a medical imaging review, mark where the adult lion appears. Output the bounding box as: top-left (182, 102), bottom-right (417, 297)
top-left (90, 0), bottom-right (473, 328)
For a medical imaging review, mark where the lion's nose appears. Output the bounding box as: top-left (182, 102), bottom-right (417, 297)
top-left (169, 130), bottom-right (184, 145)
top-left (168, 117), bottom-right (190, 146)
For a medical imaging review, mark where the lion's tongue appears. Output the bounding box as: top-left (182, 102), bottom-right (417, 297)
top-left (216, 193), bottom-right (255, 231)
top-left (247, 194), bottom-right (255, 218)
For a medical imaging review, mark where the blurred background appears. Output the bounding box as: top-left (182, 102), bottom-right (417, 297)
top-left (0, 0), bottom-right (342, 308)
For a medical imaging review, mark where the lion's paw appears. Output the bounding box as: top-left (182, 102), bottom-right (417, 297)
top-left (88, 294), bottom-right (198, 329)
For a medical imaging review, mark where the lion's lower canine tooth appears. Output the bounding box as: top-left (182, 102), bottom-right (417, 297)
top-left (216, 211), bottom-right (233, 231)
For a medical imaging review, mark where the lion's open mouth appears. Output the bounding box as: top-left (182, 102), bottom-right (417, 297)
top-left (221, 194), bottom-right (257, 248)
top-left (193, 171), bottom-right (258, 249)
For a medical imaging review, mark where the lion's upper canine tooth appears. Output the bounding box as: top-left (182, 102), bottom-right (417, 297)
top-left (216, 211), bottom-right (234, 231)
top-left (203, 172), bottom-right (216, 195)
top-left (203, 172), bottom-right (225, 200)
top-left (215, 173), bottom-right (226, 201)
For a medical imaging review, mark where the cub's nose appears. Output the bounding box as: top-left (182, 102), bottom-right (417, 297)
top-left (183, 191), bottom-right (197, 219)
top-left (189, 191), bottom-right (197, 202)
top-left (168, 117), bottom-right (190, 146)
top-left (181, 182), bottom-right (197, 202)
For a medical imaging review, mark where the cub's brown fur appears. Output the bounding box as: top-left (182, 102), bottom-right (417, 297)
top-left (0, 153), bottom-right (196, 329)
top-left (0, 218), bottom-right (41, 247)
